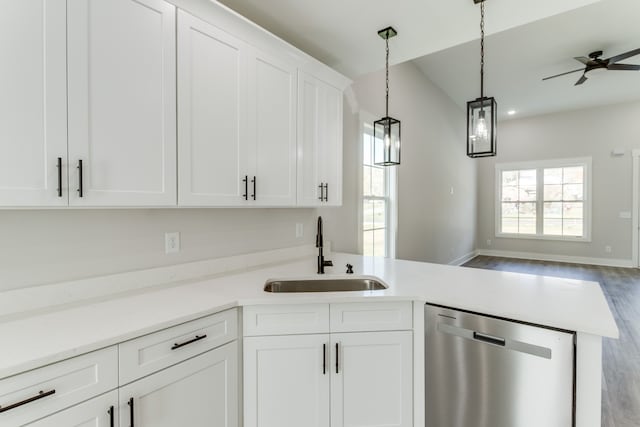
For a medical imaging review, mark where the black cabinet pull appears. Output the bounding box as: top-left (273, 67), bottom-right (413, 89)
top-left (323, 183), bottom-right (329, 202)
top-left (323, 343), bottom-right (326, 375)
top-left (171, 334), bottom-right (207, 350)
top-left (0, 389), bottom-right (56, 413)
top-left (318, 183), bottom-right (324, 201)
top-left (128, 397), bottom-right (134, 427)
top-left (335, 342), bottom-right (339, 374)
top-left (108, 405), bottom-right (114, 427)
top-left (56, 157), bottom-right (62, 197)
top-left (77, 159), bottom-right (83, 198)
top-left (251, 176), bottom-right (256, 200)
top-left (242, 175), bottom-right (248, 200)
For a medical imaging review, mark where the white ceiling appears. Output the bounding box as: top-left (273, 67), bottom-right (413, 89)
top-left (217, 0), bottom-right (601, 78)
top-left (412, 0), bottom-right (640, 120)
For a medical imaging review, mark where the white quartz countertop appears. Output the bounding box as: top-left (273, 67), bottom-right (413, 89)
top-left (0, 253), bottom-right (619, 379)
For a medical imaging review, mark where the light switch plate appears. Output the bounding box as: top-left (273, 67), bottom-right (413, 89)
top-left (295, 223), bottom-right (304, 238)
top-left (619, 211), bottom-right (631, 219)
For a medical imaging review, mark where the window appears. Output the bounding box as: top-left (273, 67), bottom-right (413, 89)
top-left (361, 118), bottom-right (396, 257)
top-left (496, 158), bottom-right (591, 241)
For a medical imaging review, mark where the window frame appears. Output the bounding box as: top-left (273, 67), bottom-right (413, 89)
top-left (495, 157), bottom-right (592, 242)
top-left (358, 112), bottom-right (397, 258)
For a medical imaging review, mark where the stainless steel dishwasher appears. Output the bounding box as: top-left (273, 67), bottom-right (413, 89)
top-left (425, 304), bottom-right (575, 427)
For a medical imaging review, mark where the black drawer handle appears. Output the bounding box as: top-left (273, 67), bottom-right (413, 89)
top-left (108, 405), bottom-right (115, 427)
top-left (318, 183), bottom-right (324, 201)
top-left (242, 175), bottom-right (248, 200)
top-left (77, 159), bottom-right (83, 198)
top-left (0, 389), bottom-right (56, 413)
top-left (128, 397), bottom-right (134, 427)
top-left (171, 334), bottom-right (207, 350)
top-left (473, 331), bottom-right (506, 346)
top-left (335, 342), bottom-right (339, 374)
top-left (56, 157), bottom-right (62, 197)
top-left (323, 183), bottom-right (328, 202)
top-left (323, 343), bottom-right (326, 375)
top-left (251, 176), bottom-right (256, 200)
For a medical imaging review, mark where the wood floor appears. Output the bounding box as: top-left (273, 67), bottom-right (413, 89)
top-left (462, 256), bottom-right (640, 427)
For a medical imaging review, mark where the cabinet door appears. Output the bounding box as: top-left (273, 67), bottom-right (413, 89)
top-left (177, 10), bottom-right (249, 206)
top-left (248, 50), bottom-right (297, 206)
top-left (319, 82), bottom-right (343, 206)
top-left (27, 390), bottom-right (118, 427)
top-left (67, 0), bottom-right (176, 206)
top-left (296, 72), bottom-right (343, 207)
top-left (0, 0), bottom-right (67, 206)
top-left (119, 342), bottom-right (238, 427)
top-left (296, 71), bottom-right (322, 206)
top-left (244, 334), bottom-right (330, 427)
top-left (331, 331), bottom-right (413, 427)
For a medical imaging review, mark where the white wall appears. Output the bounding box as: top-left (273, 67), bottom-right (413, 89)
top-left (476, 100), bottom-right (640, 262)
top-left (0, 209), bottom-right (316, 291)
top-left (322, 61), bottom-right (477, 265)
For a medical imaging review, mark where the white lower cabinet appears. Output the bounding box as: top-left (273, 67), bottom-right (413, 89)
top-left (27, 390), bottom-right (118, 427)
top-left (118, 341), bottom-right (238, 427)
top-left (331, 331), bottom-right (413, 427)
top-left (243, 323), bottom-right (413, 427)
top-left (243, 334), bottom-right (330, 427)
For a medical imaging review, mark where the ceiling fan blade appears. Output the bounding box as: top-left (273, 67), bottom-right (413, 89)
top-left (542, 68), bottom-right (585, 81)
top-left (574, 56), bottom-right (591, 65)
top-left (575, 74), bottom-right (588, 86)
top-left (607, 63), bottom-right (640, 71)
top-left (607, 48), bottom-right (640, 64)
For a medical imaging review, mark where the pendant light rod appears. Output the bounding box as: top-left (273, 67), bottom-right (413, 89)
top-left (378, 26), bottom-right (397, 118)
top-left (479, 0), bottom-right (485, 99)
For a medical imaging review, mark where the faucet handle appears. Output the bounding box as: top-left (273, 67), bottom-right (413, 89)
top-left (346, 264), bottom-right (354, 274)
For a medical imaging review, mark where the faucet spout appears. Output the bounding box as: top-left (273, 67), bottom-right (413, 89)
top-left (316, 216), bottom-right (332, 274)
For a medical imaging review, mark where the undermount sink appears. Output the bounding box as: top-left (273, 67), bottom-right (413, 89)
top-left (264, 277), bottom-right (388, 293)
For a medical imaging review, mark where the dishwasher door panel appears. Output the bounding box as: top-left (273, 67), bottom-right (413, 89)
top-left (425, 305), bottom-right (575, 427)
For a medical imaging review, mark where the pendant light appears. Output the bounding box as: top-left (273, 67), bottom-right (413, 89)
top-left (467, 0), bottom-right (497, 158)
top-left (374, 27), bottom-right (401, 166)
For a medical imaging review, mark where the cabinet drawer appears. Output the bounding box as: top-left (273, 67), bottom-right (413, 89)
top-left (0, 347), bottom-right (118, 427)
top-left (330, 302), bottom-right (413, 332)
top-left (119, 309), bottom-right (238, 385)
top-left (26, 390), bottom-right (118, 427)
top-left (243, 304), bottom-right (329, 336)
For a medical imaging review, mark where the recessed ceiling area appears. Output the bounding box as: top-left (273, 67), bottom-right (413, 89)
top-left (217, 0), bottom-right (601, 78)
top-left (413, 0), bottom-right (640, 120)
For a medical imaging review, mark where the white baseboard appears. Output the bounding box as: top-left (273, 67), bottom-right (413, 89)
top-left (448, 250), bottom-right (479, 266)
top-left (475, 249), bottom-right (634, 268)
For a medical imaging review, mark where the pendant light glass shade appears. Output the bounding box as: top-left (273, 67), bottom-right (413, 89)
top-left (374, 116), bottom-right (401, 165)
top-left (374, 26), bottom-right (400, 166)
top-left (467, 0), bottom-right (497, 158)
top-left (467, 96), bottom-right (497, 157)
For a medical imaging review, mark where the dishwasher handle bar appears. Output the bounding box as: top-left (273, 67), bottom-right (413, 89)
top-left (473, 331), bottom-right (506, 346)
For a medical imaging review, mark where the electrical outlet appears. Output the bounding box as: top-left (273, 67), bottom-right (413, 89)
top-left (605, 245), bottom-right (612, 254)
top-left (165, 232), bottom-right (180, 254)
top-left (486, 239), bottom-right (492, 246)
top-left (295, 223), bottom-right (304, 238)
top-left (450, 186), bottom-right (454, 195)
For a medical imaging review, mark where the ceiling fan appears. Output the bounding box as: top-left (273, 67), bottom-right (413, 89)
top-left (542, 48), bottom-right (640, 86)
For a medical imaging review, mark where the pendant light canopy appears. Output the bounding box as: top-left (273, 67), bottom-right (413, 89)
top-left (374, 26), bottom-right (401, 166)
top-left (467, 0), bottom-right (497, 158)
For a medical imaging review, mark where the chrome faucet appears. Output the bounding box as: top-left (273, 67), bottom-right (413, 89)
top-left (316, 216), bottom-right (333, 274)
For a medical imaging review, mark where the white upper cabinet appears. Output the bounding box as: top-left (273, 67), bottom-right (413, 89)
top-left (177, 10), bottom-right (249, 206)
top-left (248, 49), bottom-right (298, 206)
top-left (0, 0), bottom-right (67, 207)
top-left (297, 71), bottom-right (343, 206)
top-left (177, 18), bottom-right (297, 207)
top-left (67, 0), bottom-right (177, 206)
